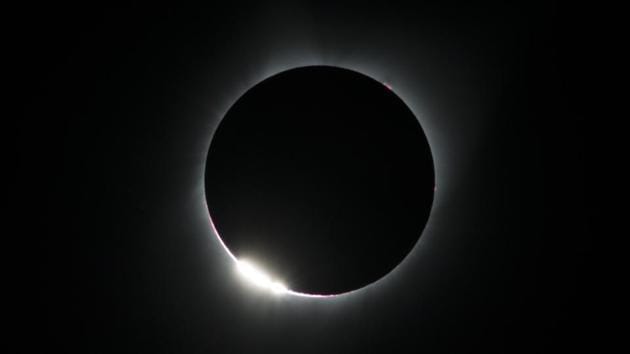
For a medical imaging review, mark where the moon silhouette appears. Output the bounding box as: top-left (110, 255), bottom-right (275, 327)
top-left (205, 65), bottom-right (435, 296)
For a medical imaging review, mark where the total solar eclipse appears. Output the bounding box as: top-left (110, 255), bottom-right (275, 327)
top-left (205, 65), bottom-right (435, 296)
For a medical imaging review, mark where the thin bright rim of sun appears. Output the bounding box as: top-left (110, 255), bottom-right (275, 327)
top-left (202, 64), bottom-right (438, 299)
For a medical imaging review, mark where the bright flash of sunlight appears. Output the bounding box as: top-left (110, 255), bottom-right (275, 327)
top-left (236, 259), bottom-right (288, 295)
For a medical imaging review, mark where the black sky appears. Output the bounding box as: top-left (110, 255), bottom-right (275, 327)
top-left (17, 2), bottom-right (590, 353)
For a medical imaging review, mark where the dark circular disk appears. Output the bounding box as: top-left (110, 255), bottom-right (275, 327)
top-left (205, 65), bottom-right (435, 295)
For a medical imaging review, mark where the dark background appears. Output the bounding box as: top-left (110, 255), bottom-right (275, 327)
top-left (16, 2), bottom-right (590, 353)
